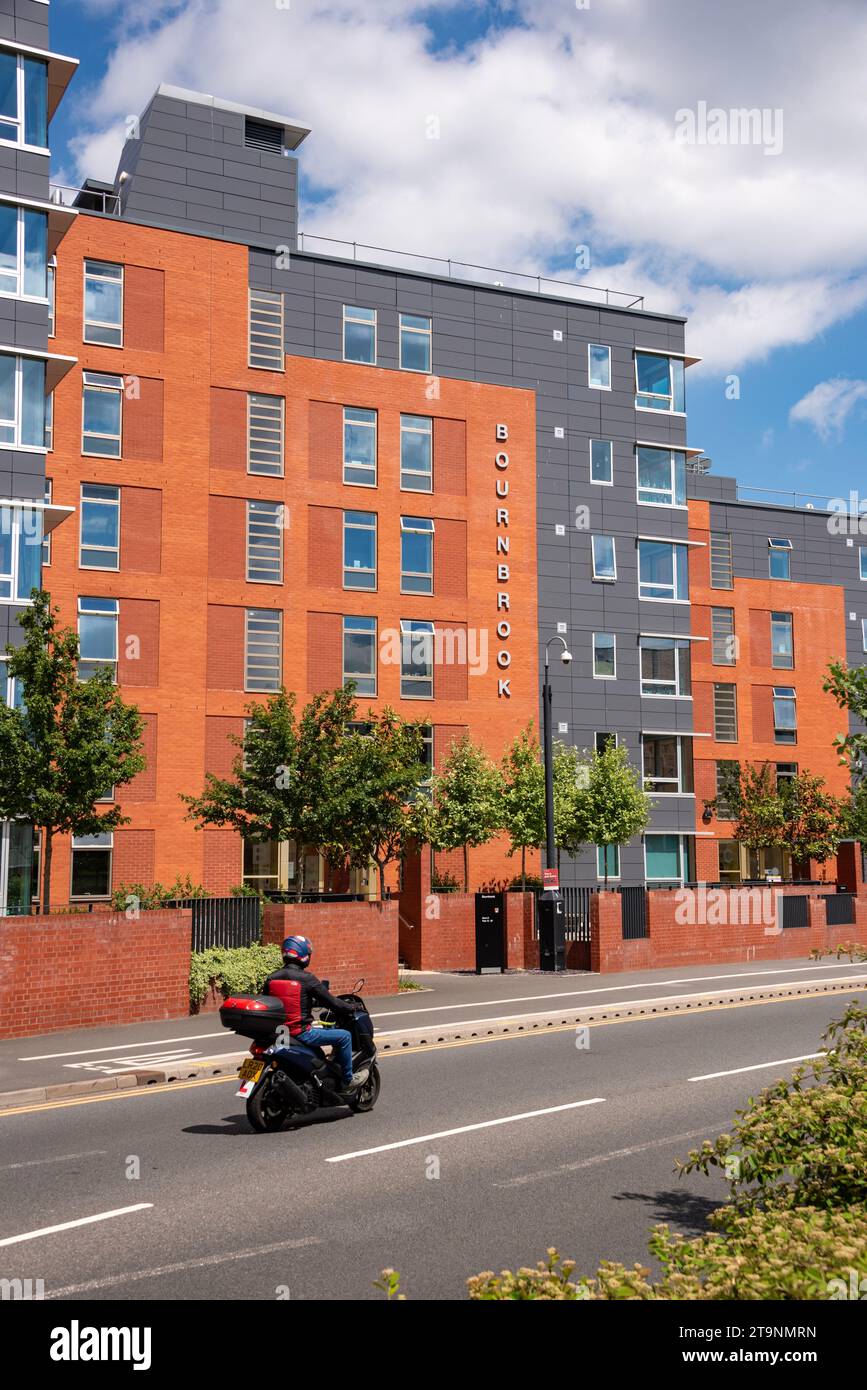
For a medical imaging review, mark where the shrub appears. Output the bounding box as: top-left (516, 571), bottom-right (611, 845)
top-left (189, 943), bottom-right (282, 1008)
top-left (112, 876), bottom-right (209, 911)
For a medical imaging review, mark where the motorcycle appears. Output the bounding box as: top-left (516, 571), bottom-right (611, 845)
top-left (219, 980), bottom-right (380, 1133)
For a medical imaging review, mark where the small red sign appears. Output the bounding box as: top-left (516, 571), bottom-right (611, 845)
top-left (543, 869), bottom-right (559, 889)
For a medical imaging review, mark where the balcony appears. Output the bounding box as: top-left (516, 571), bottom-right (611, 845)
top-left (49, 182), bottom-right (120, 216)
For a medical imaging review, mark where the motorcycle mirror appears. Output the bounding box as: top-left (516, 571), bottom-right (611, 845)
top-left (353, 978), bottom-right (365, 993)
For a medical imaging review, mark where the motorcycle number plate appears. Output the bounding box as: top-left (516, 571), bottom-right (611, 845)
top-left (238, 1059), bottom-right (265, 1084)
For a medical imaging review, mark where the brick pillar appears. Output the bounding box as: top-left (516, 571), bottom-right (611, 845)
top-left (590, 892), bottom-right (622, 972)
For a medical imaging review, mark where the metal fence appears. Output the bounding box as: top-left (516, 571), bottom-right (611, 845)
top-left (179, 897), bottom-right (262, 952)
top-left (620, 886), bottom-right (649, 940)
top-left (823, 892), bottom-right (855, 927)
top-left (561, 886), bottom-right (598, 941)
top-left (781, 895), bottom-right (810, 930)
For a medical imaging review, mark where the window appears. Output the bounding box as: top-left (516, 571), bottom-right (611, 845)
top-left (414, 724), bottom-right (434, 801)
top-left (711, 607), bottom-right (736, 664)
top-left (0, 52), bottom-right (48, 149)
top-left (400, 414), bottom-right (433, 492)
top-left (400, 516), bottom-right (434, 594)
top-left (44, 390), bottom-right (53, 450)
top-left (244, 117), bottom-right (282, 153)
top-left (710, 531), bottom-right (733, 589)
top-left (593, 632), bottom-right (616, 679)
top-left (591, 535), bottom-right (617, 582)
top-left (595, 732), bottom-right (618, 754)
top-left (773, 686), bottom-right (797, 744)
top-left (771, 612), bottom-right (794, 669)
top-left (0, 204), bottom-right (47, 299)
top-left (635, 352), bottom-right (685, 412)
top-left (638, 539), bottom-right (689, 601)
top-left (636, 446), bottom-right (686, 507)
top-left (245, 609), bottom-right (281, 692)
top-left (79, 484), bottom-right (120, 570)
top-left (0, 503), bottom-right (42, 601)
top-left (588, 343), bottom-right (611, 389)
top-left (78, 597), bottom-right (118, 681)
top-left (247, 500), bottom-right (283, 584)
top-left (248, 288), bottom-right (284, 370)
top-left (83, 260), bottom-right (123, 346)
top-left (639, 636), bottom-right (691, 697)
top-left (643, 735), bottom-right (693, 794)
top-left (769, 537), bottom-right (792, 580)
top-left (860, 548), bottom-right (867, 581)
top-left (343, 510), bottom-right (377, 590)
top-left (344, 407), bottom-right (377, 487)
top-left (401, 619), bottom-right (434, 698)
top-left (399, 313), bottom-right (432, 373)
top-left (589, 439), bottom-right (613, 485)
top-left (343, 305), bottom-right (376, 365)
top-left (47, 259), bottom-right (55, 334)
top-left (775, 762), bottom-right (798, 790)
top-left (42, 478), bottom-right (51, 565)
top-left (247, 394), bottom-right (284, 476)
top-left (644, 833), bottom-right (691, 885)
top-left (0, 352), bottom-right (46, 448)
top-left (70, 833), bottom-right (112, 899)
top-left (863, 618), bottom-right (867, 654)
top-left (343, 616), bottom-right (377, 696)
top-left (82, 371), bottom-right (123, 457)
top-left (713, 683), bottom-right (738, 741)
top-left (715, 760), bottom-right (739, 818)
top-left (597, 845), bottom-right (620, 880)
top-left (718, 840), bottom-right (741, 883)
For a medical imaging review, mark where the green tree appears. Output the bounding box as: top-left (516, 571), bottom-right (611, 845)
top-left (427, 734), bottom-right (503, 893)
top-left (573, 743), bottom-right (651, 886)
top-left (703, 760), bottom-right (787, 860)
top-left (551, 741), bottom-right (587, 866)
top-left (824, 660), bottom-right (867, 773)
top-left (499, 724), bottom-right (545, 891)
top-left (778, 771), bottom-right (847, 879)
top-left (0, 592), bottom-right (146, 913)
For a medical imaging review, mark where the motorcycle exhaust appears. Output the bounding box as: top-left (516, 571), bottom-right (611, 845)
top-left (270, 1066), bottom-right (312, 1112)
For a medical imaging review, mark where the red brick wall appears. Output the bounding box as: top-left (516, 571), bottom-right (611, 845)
top-left (202, 829), bottom-right (242, 894)
top-left (434, 621), bottom-right (469, 701)
top-left (205, 716), bottom-right (244, 778)
top-left (434, 418), bottom-right (467, 495)
top-left (125, 266), bottom-right (165, 353)
top-left (307, 611), bottom-right (342, 692)
top-left (121, 486), bottom-right (162, 574)
top-left (119, 598), bottom-right (160, 686)
top-left (0, 909), bottom-right (191, 1039)
top-left (309, 401), bottom-right (343, 483)
top-left (307, 507), bottom-right (342, 587)
top-left (124, 714), bottom-right (158, 802)
top-left (749, 608), bottom-right (772, 666)
top-left (263, 901), bottom-right (399, 995)
top-left (751, 685), bottom-right (775, 744)
top-left (211, 388), bottom-right (246, 473)
top-left (125, 377), bottom-right (164, 462)
top-left (209, 495), bottom-right (246, 580)
top-left (435, 518), bottom-right (468, 599)
top-left (113, 828), bottom-right (156, 885)
top-left (207, 605), bottom-right (245, 690)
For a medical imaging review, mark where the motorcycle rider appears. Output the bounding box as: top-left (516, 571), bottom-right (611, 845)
top-left (263, 935), bottom-right (368, 1097)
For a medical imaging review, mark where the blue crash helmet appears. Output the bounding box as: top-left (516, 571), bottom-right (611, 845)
top-left (282, 935), bottom-right (312, 967)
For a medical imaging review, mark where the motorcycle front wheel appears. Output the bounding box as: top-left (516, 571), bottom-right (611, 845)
top-left (348, 1062), bottom-right (381, 1113)
top-left (246, 1073), bottom-right (292, 1132)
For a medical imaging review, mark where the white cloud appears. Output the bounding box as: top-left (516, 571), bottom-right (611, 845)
top-left (61, 0), bottom-right (867, 369)
top-left (789, 378), bottom-right (867, 440)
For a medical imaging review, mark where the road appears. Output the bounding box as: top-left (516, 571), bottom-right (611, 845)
top-left (0, 984), bottom-right (862, 1301)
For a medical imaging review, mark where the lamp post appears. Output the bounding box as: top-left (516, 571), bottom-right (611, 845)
top-left (539, 635), bottom-right (572, 971)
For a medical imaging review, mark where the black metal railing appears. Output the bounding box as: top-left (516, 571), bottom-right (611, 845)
top-left (823, 892), bottom-right (855, 927)
top-left (620, 885), bottom-right (649, 940)
top-left (181, 897), bottom-right (262, 952)
top-left (781, 895), bottom-right (809, 930)
top-left (561, 886), bottom-right (598, 942)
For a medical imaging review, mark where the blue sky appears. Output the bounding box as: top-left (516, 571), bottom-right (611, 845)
top-left (50, 0), bottom-right (867, 506)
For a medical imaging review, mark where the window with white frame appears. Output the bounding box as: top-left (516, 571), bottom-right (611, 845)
top-left (247, 394), bottom-right (284, 476)
top-left (0, 503), bottom-right (42, 601)
top-left (401, 619), bottom-right (434, 698)
top-left (82, 372), bottom-right (123, 457)
top-left (588, 343), bottom-right (611, 389)
top-left (245, 609), bottom-right (282, 692)
top-left (0, 52), bottom-right (48, 149)
top-left (343, 510), bottom-right (377, 590)
top-left (644, 833), bottom-right (692, 885)
top-left (639, 636), bottom-right (691, 697)
top-left (0, 352), bottom-right (46, 448)
top-left (638, 539), bottom-right (689, 601)
top-left (70, 832), bottom-right (113, 899)
top-left (400, 414), bottom-right (433, 492)
top-left (642, 734), bottom-right (693, 794)
top-left (597, 845), bottom-right (620, 880)
top-left (863, 618), bottom-right (867, 653)
top-left (343, 615), bottom-right (377, 696)
top-left (247, 500), bottom-right (283, 584)
top-left (860, 548), bottom-right (867, 581)
top-left (47, 258), bottom-right (55, 335)
top-left (248, 288), bottom-right (284, 370)
top-left (83, 260), bottom-right (123, 346)
top-left (0, 203), bottom-right (47, 299)
top-left (711, 607), bottom-right (736, 664)
top-left (591, 534), bottom-right (617, 582)
top-left (713, 683), bottom-right (738, 741)
top-left (771, 611), bottom-right (794, 669)
top-left (399, 313), bottom-right (432, 373)
top-left (636, 446), bottom-right (686, 507)
top-left (44, 389), bottom-right (53, 451)
top-left (400, 516), bottom-right (434, 594)
top-left (593, 631), bottom-right (616, 679)
top-left (79, 484), bottom-right (120, 570)
top-left (635, 352), bottom-right (685, 412)
top-left (773, 686), bottom-right (797, 743)
top-left (78, 596), bottom-right (118, 681)
top-left (769, 536), bottom-right (792, 580)
top-left (42, 477), bottom-right (51, 565)
top-left (344, 407), bottom-right (377, 487)
top-left (343, 305), bottom-right (377, 364)
top-left (590, 438), bottom-right (613, 485)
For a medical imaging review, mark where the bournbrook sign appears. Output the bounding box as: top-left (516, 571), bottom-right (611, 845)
top-left (495, 424), bottom-right (514, 699)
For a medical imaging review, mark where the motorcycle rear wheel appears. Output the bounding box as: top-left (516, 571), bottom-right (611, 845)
top-left (348, 1062), bottom-right (381, 1113)
top-left (247, 1073), bottom-right (292, 1132)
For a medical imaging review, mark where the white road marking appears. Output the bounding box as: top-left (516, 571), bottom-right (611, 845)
top-left (496, 1124), bottom-right (731, 1187)
top-left (20, 1032), bottom-right (225, 1061)
top-left (0, 1150), bottom-right (107, 1172)
top-left (690, 1053), bottom-right (822, 1082)
top-left (0, 1204), bottom-right (153, 1248)
top-left (63, 1050), bottom-right (200, 1075)
top-left (44, 1236), bottom-right (322, 1298)
top-left (326, 1098), bottom-right (607, 1163)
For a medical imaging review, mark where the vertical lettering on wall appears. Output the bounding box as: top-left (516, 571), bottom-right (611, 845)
top-left (496, 426), bottom-right (512, 697)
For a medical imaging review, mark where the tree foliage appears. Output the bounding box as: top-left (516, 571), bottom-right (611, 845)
top-left (706, 761), bottom-right (847, 872)
top-left (573, 743), bottom-right (651, 885)
top-left (426, 734), bottom-right (503, 892)
top-left (499, 723), bottom-right (545, 890)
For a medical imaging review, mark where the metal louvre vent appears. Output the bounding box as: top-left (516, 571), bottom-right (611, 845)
top-left (713, 683), bottom-right (738, 742)
top-left (248, 394), bottom-right (284, 475)
top-left (247, 501), bottom-right (283, 583)
top-left (249, 288), bottom-right (285, 370)
top-left (710, 531), bottom-right (734, 589)
top-left (245, 609), bottom-right (282, 692)
top-left (245, 117), bottom-right (283, 154)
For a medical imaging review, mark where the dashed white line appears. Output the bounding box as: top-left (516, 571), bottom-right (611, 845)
top-left (690, 1053), bottom-right (822, 1082)
top-left (0, 1204), bottom-right (153, 1248)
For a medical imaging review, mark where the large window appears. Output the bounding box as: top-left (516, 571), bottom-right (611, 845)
top-left (247, 394), bottom-right (284, 476)
top-left (0, 52), bottom-right (48, 149)
top-left (0, 204), bottom-right (47, 299)
top-left (400, 414), bottom-right (433, 492)
top-left (343, 305), bottom-right (377, 364)
top-left (718, 840), bottom-right (741, 883)
top-left (78, 596), bottom-right (118, 681)
top-left (638, 539), bottom-right (689, 602)
top-left (713, 683), bottom-right (738, 741)
top-left (588, 343), bottom-right (611, 389)
top-left (593, 632), bottom-right (616, 679)
top-left (769, 537), bottom-right (792, 580)
top-left (343, 615), bottom-right (377, 696)
top-left (343, 510), bottom-right (377, 590)
top-left (400, 516), bottom-right (434, 594)
top-left (635, 352), bottom-right (685, 412)
top-left (0, 503), bottom-right (42, 601)
top-left (773, 686), bottom-right (797, 744)
top-left (83, 260), bottom-right (123, 346)
top-left (597, 845), bottom-right (620, 880)
top-left (399, 313), bottom-right (431, 373)
top-left (82, 372), bottom-right (123, 457)
top-left (245, 609), bottom-right (282, 692)
top-left (0, 352), bottom-right (46, 448)
top-left (590, 439), bottom-right (613, 485)
top-left (771, 612), bottom-right (794, 669)
top-left (591, 534), bottom-right (617, 582)
top-left (401, 619), bottom-right (434, 698)
top-left (644, 833), bottom-right (691, 885)
top-left (639, 636), bottom-right (691, 697)
top-left (715, 760), bottom-right (739, 818)
top-left (709, 531), bottom-right (733, 589)
top-left (79, 484), bottom-right (120, 570)
top-left (711, 607), bottom-right (736, 665)
top-left (248, 288), bottom-right (284, 370)
top-left (344, 407), bottom-right (377, 487)
top-left (642, 734), bottom-right (693, 794)
top-left (247, 500), bottom-right (283, 584)
top-left (70, 833), bottom-right (112, 900)
top-left (636, 447), bottom-right (686, 507)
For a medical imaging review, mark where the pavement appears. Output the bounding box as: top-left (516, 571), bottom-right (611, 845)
top-left (0, 984), bottom-right (861, 1301)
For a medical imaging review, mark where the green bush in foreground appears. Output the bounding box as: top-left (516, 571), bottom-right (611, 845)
top-left (189, 943), bottom-right (282, 1007)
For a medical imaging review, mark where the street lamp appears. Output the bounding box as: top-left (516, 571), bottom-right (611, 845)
top-left (539, 635), bottom-right (572, 972)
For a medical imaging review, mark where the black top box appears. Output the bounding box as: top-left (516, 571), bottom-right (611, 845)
top-left (220, 993), bottom-right (285, 1042)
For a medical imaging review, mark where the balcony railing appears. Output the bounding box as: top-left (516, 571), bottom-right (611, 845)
top-left (49, 184), bottom-right (120, 216)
